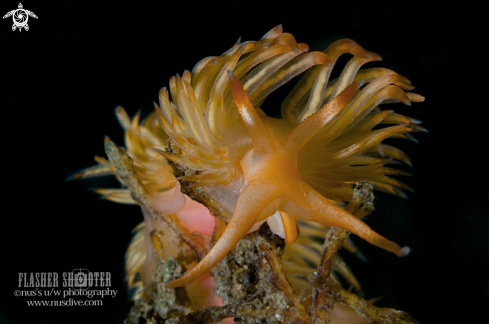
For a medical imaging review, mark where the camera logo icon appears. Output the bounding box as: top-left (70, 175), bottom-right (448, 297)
top-left (72, 269), bottom-right (89, 288)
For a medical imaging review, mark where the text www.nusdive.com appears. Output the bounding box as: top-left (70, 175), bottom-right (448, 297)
top-left (26, 299), bottom-right (103, 306)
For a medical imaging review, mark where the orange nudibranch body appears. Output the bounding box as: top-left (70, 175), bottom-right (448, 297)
top-left (153, 27), bottom-right (422, 288)
top-left (80, 25), bottom-right (424, 291)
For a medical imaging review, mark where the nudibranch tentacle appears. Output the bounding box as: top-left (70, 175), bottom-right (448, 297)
top-left (165, 180), bottom-right (281, 288)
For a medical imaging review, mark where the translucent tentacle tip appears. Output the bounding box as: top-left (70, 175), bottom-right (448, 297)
top-left (397, 246), bottom-right (411, 257)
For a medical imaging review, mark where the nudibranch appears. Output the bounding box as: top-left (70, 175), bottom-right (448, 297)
top-left (75, 25), bottom-right (424, 293)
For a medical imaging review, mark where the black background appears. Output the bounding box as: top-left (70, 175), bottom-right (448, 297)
top-left (0, 1), bottom-right (486, 323)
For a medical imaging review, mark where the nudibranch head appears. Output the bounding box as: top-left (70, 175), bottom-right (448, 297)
top-left (75, 25), bottom-right (425, 293)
